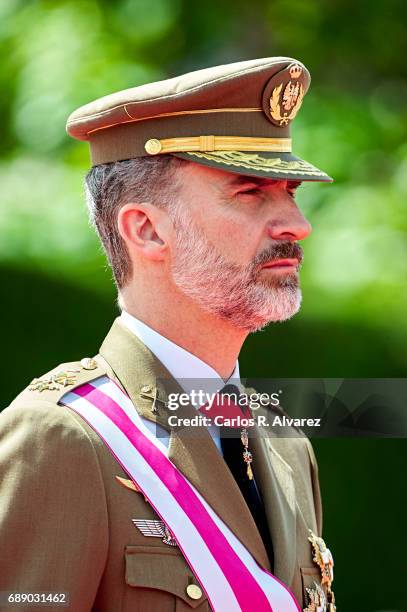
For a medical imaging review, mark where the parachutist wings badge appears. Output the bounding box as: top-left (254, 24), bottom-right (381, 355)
top-left (132, 519), bottom-right (178, 547)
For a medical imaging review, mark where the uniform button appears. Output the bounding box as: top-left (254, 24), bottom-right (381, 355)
top-left (140, 384), bottom-right (152, 393)
top-left (186, 584), bottom-right (202, 600)
top-left (144, 138), bottom-right (162, 155)
top-left (80, 357), bottom-right (98, 370)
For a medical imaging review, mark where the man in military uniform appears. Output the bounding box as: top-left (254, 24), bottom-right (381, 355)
top-left (0, 57), bottom-right (335, 611)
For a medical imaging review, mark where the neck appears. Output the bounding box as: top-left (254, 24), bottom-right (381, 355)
top-left (119, 283), bottom-right (248, 380)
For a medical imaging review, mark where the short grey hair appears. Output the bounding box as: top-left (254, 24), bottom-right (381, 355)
top-left (84, 155), bottom-right (187, 289)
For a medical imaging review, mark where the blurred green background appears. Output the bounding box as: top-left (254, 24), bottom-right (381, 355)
top-left (0, 0), bottom-right (406, 610)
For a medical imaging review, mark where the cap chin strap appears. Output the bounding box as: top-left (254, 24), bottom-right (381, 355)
top-left (144, 135), bottom-right (292, 155)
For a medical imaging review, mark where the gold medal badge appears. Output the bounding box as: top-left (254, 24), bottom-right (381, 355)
top-left (304, 581), bottom-right (326, 612)
top-left (307, 530), bottom-right (336, 611)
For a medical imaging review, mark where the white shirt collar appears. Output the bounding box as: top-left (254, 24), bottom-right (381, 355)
top-left (120, 310), bottom-right (241, 397)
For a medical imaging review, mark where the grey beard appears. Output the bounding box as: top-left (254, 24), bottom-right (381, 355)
top-left (170, 209), bottom-right (303, 332)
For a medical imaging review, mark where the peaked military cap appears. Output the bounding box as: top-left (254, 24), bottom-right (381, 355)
top-left (67, 56), bottom-right (332, 182)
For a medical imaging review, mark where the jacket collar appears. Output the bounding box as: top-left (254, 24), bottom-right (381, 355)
top-left (119, 309), bottom-right (240, 387)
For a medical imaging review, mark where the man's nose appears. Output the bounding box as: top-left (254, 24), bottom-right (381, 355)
top-left (266, 205), bottom-right (312, 242)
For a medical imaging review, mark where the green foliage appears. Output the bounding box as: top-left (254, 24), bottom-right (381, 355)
top-left (1, 0), bottom-right (405, 354)
top-left (0, 2), bottom-right (406, 609)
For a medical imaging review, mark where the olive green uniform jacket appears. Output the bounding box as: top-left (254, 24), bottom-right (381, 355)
top-left (0, 318), bottom-right (324, 611)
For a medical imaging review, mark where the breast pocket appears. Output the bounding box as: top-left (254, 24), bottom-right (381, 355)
top-left (124, 544), bottom-right (210, 612)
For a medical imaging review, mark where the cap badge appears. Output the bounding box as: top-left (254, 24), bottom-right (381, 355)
top-left (269, 63), bottom-right (304, 126)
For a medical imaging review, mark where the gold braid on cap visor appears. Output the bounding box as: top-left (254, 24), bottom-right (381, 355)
top-left (144, 136), bottom-right (292, 155)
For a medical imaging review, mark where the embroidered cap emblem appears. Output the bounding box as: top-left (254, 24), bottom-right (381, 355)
top-left (269, 64), bottom-right (304, 126)
top-left (262, 62), bottom-right (307, 127)
top-left (132, 518), bottom-right (178, 547)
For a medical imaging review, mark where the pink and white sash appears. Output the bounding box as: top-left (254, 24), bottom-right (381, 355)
top-left (61, 376), bottom-right (300, 612)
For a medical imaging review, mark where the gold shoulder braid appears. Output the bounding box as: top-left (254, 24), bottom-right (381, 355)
top-left (28, 357), bottom-right (98, 392)
top-left (28, 369), bottom-right (80, 392)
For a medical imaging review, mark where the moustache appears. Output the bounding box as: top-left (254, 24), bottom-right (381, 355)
top-left (253, 242), bottom-right (304, 268)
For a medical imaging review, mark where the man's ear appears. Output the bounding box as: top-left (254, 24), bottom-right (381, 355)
top-left (117, 202), bottom-right (170, 261)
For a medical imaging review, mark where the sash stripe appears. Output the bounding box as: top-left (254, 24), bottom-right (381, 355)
top-left (73, 381), bottom-right (271, 610)
top-left (63, 393), bottom-right (236, 610)
top-left (62, 376), bottom-right (300, 612)
top-left (89, 378), bottom-right (299, 609)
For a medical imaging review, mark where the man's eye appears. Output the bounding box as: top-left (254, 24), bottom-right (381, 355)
top-left (286, 181), bottom-right (302, 197)
top-left (238, 188), bottom-right (261, 197)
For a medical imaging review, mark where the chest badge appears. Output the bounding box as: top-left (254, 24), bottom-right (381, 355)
top-left (132, 518), bottom-right (178, 547)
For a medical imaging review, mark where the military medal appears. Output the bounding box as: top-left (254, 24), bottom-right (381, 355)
top-left (307, 530), bottom-right (336, 611)
top-left (240, 427), bottom-right (253, 480)
top-left (303, 581), bottom-right (326, 612)
top-left (308, 530), bottom-right (334, 587)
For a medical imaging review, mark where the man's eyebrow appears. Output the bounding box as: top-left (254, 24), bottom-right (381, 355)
top-left (226, 175), bottom-right (271, 188)
top-left (225, 176), bottom-right (304, 191)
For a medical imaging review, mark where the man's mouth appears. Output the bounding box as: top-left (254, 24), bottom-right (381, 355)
top-left (261, 258), bottom-right (299, 270)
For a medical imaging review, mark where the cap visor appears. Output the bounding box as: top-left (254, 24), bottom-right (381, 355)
top-left (172, 150), bottom-right (333, 183)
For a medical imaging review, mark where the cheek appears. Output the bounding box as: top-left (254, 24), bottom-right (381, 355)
top-left (188, 189), bottom-right (265, 264)
top-left (208, 216), bottom-right (262, 264)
